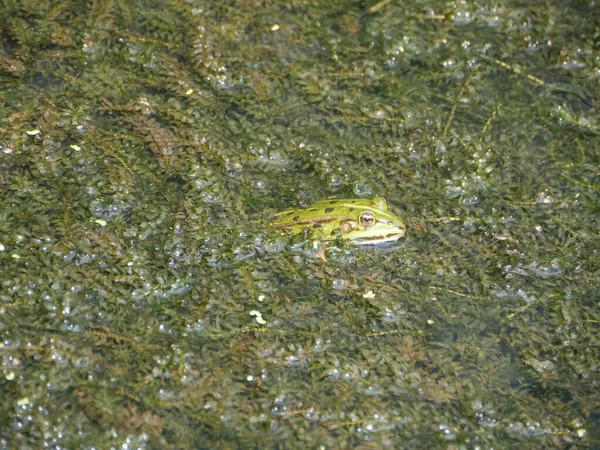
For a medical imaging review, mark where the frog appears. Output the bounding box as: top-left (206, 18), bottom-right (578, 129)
top-left (272, 196), bottom-right (406, 245)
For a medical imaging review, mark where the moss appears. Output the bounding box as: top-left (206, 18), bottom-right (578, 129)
top-left (0, 0), bottom-right (598, 447)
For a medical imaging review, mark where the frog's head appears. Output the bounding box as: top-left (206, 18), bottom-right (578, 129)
top-left (335, 196), bottom-right (406, 245)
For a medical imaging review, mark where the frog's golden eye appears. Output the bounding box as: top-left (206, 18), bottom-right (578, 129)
top-left (359, 211), bottom-right (376, 229)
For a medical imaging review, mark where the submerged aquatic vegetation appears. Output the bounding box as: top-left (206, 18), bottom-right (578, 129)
top-left (0, 0), bottom-right (598, 447)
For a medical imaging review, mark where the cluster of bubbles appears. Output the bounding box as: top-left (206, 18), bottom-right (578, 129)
top-left (89, 198), bottom-right (131, 219)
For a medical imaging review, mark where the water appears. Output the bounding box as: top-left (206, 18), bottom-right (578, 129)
top-left (0, 0), bottom-right (598, 447)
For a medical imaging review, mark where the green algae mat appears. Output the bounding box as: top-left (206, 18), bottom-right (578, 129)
top-left (0, 0), bottom-right (598, 448)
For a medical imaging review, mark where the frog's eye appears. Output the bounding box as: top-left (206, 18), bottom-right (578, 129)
top-left (359, 211), bottom-right (376, 228)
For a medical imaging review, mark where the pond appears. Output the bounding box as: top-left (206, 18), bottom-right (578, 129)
top-left (0, 0), bottom-right (598, 448)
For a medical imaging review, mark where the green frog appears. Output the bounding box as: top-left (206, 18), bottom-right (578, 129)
top-left (272, 196), bottom-right (406, 245)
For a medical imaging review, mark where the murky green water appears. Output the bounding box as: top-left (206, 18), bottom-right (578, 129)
top-left (1, 0), bottom-right (598, 448)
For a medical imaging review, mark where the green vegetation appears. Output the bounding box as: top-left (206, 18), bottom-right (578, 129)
top-left (0, 0), bottom-right (598, 447)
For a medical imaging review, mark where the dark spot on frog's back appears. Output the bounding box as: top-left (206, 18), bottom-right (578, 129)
top-left (293, 215), bottom-right (300, 221)
top-left (349, 208), bottom-right (355, 212)
top-left (329, 200), bottom-right (338, 204)
top-left (325, 207), bottom-right (334, 213)
top-left (312, 223), bottom-right (322, 228)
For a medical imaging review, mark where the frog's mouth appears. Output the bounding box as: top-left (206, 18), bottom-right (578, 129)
top-left (351, 229), bottom-right (406, 246)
